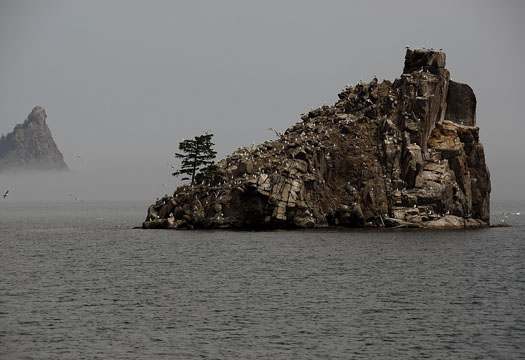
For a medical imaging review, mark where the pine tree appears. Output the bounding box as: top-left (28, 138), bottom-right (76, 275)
top-left (172, 133), bottom-right (217, 185)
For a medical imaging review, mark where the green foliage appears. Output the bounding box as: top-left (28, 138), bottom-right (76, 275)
top-left (172, 133), bottom-right (218, 185)
top-left (194, 164), bottom-right (222, 185)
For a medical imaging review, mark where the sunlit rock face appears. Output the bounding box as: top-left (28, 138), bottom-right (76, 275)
top-left (0, 107), bottom-right (68, 172)
top-left (143, 49), bottom-right (490, 230)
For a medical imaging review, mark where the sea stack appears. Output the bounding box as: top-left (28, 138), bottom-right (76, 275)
top-left (0, 107), bottom-right (68, 172)
top-left (143, 49), bottom-right (490, 229)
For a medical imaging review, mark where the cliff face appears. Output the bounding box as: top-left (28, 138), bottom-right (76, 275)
top-left (144, 49), bottom-right (490, 229)
top-left (0, 107), bottom-right (68, 172)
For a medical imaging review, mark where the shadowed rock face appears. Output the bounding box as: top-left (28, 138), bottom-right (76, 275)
top-left (445, 80), bottom-right (477, 126)
top-left (0, 107), bottom-right (68, 172)
top-left (144, 49), bottom-right (490, 230)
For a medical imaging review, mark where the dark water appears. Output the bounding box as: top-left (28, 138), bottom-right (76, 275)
top-left (1, 201), bottom-right (524, 359)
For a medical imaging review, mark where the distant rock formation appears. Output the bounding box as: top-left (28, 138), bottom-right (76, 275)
top-left (0, 107), bottom-right (68, 172)
top-left (143, 49), bottom-right (490, 230)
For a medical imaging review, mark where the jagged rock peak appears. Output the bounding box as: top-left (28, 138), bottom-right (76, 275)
top-left (27, 106), bottom-right (47, 125)
top-left (143, 49), bottom-right (490, 230)
top-left (0, 107), bottom-right (69, 172)
top-left (403, 48), bottom-right (446, 74)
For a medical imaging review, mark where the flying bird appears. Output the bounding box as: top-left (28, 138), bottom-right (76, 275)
top-left (3, 190), bottom-right (8, 198)
top-left (68, 194), bottom-right (83, 202)
top-left (75, 154), bottom-right (83, 164)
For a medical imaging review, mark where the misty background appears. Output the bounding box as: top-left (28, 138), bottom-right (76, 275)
top-left (0, 0), bottom-right (523, 203)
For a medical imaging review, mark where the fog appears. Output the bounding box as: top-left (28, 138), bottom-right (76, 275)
top-left (1, 0), bottom-right (524, 202)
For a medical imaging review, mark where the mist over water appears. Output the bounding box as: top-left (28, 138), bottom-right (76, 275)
top-left (0, 169), bottom-right (176, 203)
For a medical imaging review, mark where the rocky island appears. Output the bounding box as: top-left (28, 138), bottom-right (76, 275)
top-left (0, 106), bottom-right (68, 172)
top-left (143, 49), bottom-right (490, 230)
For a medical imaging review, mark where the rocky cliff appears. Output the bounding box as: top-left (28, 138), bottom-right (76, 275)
top-left (0, 107), bottom-right (68, 172)
top-left (143, 49), bottom-right (490, 229)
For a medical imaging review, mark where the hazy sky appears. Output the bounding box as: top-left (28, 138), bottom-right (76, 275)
top-left (0, 0), bottom-right (524, 202)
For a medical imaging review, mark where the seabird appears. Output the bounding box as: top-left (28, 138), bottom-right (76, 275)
top-left (75, 154), bottom-right (83, 164)
top-left (68, 193), bottom-right (83, 202)
top-left (3, 190), bottom-right (8, 198)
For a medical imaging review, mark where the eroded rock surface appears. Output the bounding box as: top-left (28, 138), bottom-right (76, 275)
top-left (143, 49), bottom-right (490, 230)
top-left (0, 107), bottom-right (68, 172)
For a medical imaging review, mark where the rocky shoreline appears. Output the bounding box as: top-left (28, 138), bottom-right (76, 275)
top-left (143, 49), bottom-right (490, 230)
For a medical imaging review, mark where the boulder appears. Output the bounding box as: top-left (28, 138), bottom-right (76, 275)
top-left (423, 215), bottom-right (465, 229)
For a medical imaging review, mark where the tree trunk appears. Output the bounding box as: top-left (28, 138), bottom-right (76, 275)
top-left (191, 154), bottom-right (197, 185)
top-left (191, 143), bottom-right (198, 185)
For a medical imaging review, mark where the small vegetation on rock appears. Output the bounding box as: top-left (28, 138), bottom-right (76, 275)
top-left (172, 133), bottom-right (218, 185)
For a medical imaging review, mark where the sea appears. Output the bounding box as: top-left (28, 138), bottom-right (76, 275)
top-left (1, 200), bottom-right (524, 359)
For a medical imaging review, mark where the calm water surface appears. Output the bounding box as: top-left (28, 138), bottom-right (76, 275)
top-left (1, 201), bottom-right (524, 359)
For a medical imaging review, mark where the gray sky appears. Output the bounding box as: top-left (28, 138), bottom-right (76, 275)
top-left (0, 0), bottom-right (523, 202)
